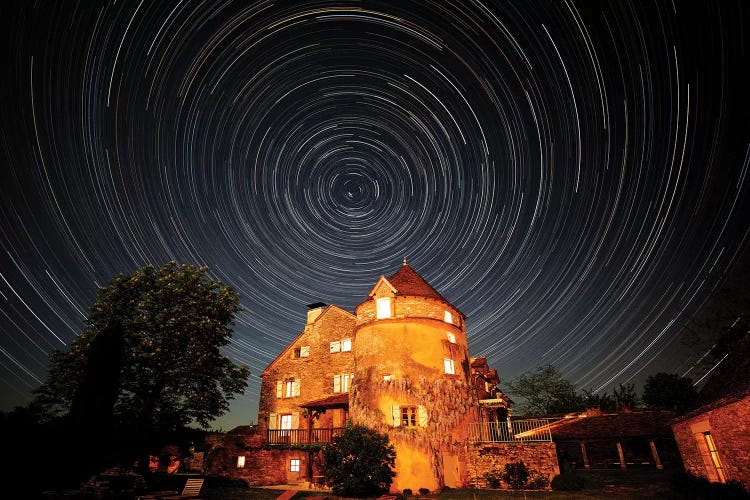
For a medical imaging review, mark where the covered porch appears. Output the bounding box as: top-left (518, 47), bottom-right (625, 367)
top-left (266, 393), bottom-right (349, 446)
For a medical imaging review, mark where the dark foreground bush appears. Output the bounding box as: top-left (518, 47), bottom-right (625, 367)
top-left (551, 472), bottom-right (585, 491)
top-left (503, 460), bottom-right (530, 489)
top-left (669, 472), bottom-right (750, 499)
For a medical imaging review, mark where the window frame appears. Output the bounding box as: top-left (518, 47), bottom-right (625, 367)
top-left (334, 373), bottom-right (353, 393)
top-left (237, 456), bottom-right (245, 468)
top-left (330, 340), bottom-right (341, 353)
top-left (376, 297), bottom-right (392, 319)
top-left (341, 338), bottom-right (352, 352)
top-left (279, 414), bottom-right (292, 435)
top-left (290, 458), bottom-right (301, 472)
top-left (401, 406), bottom-right (418, 427)
top-left (703, 432), bottom-right (726, 483)
top-left (444, 358), bottom-right (455, 375)
top-left (285, 379), bottom-right (295, 398)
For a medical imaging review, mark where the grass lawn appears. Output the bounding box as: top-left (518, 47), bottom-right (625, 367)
top-left (200, 469), bottom-right (675, 499)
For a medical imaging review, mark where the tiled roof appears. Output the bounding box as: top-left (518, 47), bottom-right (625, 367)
top-left (388, 263), bottom-right (454, 306)
top-left (300, 393), bottom-right (349, 409)
top-left (549, 410), bottom-right (676, 440)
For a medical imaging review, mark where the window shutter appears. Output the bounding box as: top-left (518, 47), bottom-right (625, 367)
top-left (333, 375), bottom-right (341, 393)
top-left (294, 378), bottom-right (301, 397)
top-left (391, 405), bottom-right (401, 427)
top-left (276, 381), bottom-right (283, 398)
top-left (292, 412), bottom-right (300, 429)
top-left (418, 406), bottom-right (428, 427)
top-left (269, 413), bottom-right (277, 430)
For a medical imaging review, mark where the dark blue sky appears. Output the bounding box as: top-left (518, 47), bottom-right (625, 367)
top-left (1, 0), bottom-right (748, 429)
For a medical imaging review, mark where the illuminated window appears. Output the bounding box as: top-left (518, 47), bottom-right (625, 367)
top-left (377, 297), bottom-right (392, 319)
top-left (444, 310), bottom-right (453, 324)
top-left (341, 338), bottom-right (352, 352)
top-left (237, 456), bottom-right (245, 468)
top-left (280, 414), bottom-right (292, 430)
top-left (444, 358), bottom-right (455, 375)
top-left (290, 459), bottom-right (301, 472)
top-left (334, 373), bottom-right (353, 393)
top-left (704, 432), bottom-right (726, 483)
top-left (277, 378), bottom-right (299, 398)
top-left (446, 332), bottom-right (456, 343)
top-left (383, 374), bottom-right (392, 381)
top-left (330, 341), bottom-right (341, 353)
top-left (401, 406), bottom-right (418, 427)
top-left (284, 379), bottom-right (300, 398)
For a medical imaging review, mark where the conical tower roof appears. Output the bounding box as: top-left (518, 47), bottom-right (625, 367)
top-left (388, 262), bottom-right (452, 305)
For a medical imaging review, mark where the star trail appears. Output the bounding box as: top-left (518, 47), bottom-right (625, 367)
top-left (1, 0), bottom-right (748, 428)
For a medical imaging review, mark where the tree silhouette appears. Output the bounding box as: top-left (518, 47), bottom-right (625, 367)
top-left (35, 261), bottom-right (249, 465)
top-left (642, 373), bottom-right (697, 413)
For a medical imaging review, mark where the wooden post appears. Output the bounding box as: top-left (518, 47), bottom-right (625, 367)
top-left (580, 441), bottom-right (591, 469)
top-left (649, 439), bottom-right (663, 470)
top-left (306, 411), bottom-right (314, 483)
top-left (616, 441), bottom-right (627, 469)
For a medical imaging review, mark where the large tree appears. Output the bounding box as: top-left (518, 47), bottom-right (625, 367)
top-left (642, 372), bottom-right (697, 413)
top-left (505, 365), bottom-right (582, 416)
top-left (35, 261), bottom-right (249, 447)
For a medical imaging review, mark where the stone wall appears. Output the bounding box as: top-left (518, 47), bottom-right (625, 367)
top-left (204, 433), bottom-right (323, 486)
top-left (465, 442), bottom-right (560, 489)
top-left (356, 294), bottom-right (463, 329)
top-left (672, 396), bottom-right (750, 487)
top-left (258, 305), bottom-right (356, 434)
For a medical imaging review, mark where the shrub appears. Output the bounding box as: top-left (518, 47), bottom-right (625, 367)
top-left (551, 472), bottom-right (584, 491)
top-left (402, 488), bottom-right (412, 497)
top-left (502, 461), bottom-right (529, 489)
top-left (528, 474), bottom-right (549, 490)
top-left (669, 472), bottom-right (750, 499)
top-left (419, 487), bottom-right (430, 494)
top-left (322, 425), bottom-right (396, 497)
top-left (483, 472), bottom-right (502, 488)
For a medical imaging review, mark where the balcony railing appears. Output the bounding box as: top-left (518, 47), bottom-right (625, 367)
top-left (469, 419), bottom-right (552, 443)
top-left (267, 427), bottom-right (345, 446)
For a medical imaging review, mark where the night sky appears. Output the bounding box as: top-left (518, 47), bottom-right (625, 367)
top-left (1, 1), bottom-right (748, 429)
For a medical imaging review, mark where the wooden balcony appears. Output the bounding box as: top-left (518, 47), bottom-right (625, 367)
top-left (267, 427), bottom-right (345, 446)
top-left (469, 418), bottom-right (552, 443)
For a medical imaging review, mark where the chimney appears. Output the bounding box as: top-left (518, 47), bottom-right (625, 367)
top-left (306, 302), bottom-right (326, 324)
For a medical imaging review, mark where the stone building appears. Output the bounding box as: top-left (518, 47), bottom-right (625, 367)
top-left (671, 334), bottom-right (750, 487)
top-left (218, 262), bottom-right (559, 492)
top-left (550, 409), bottom-right (681, 471)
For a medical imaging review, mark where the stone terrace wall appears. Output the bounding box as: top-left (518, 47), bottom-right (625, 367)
top-left (672, 396), bottom-right (750, 487)
top-left (465, 442), bottom-right (560, 489)
top-left (204, 434), bottom-right (322, 486)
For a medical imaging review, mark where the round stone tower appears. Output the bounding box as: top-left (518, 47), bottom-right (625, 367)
top-left (350, 261), bottom-right (477, 492)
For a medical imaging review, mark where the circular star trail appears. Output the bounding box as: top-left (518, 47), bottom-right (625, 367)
top-left (1, 0), bottom-right (748, 427)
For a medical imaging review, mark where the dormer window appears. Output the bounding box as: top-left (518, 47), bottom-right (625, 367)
top-left (444, 310), bottom-right (453, 324)
top-left (377, 297), bottom-right (392, 319)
